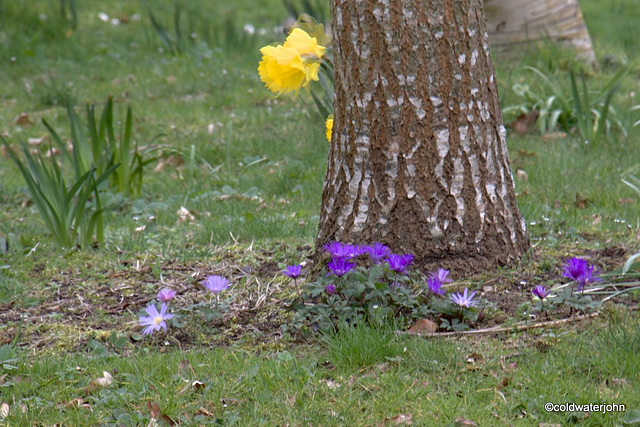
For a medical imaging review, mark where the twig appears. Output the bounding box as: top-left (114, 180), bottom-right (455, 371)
top-left (402, 312), bottom-right (601, 338)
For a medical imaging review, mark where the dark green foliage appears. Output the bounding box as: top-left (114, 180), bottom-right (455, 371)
top-left (44, 96), bottom-right (158, 197)
top-left (569, 69), bottom-right (625, 146)
top-left (1, 137), bottom-right (117, 249)
top-left (502, 66), bottom-right (627, 139)
top-left (291, 261), bottom-right (477, 332)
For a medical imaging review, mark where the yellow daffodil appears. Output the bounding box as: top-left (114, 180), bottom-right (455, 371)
top-left (325, 116), bottom-right (333, 142)
top-left (258, 28), bottom-right (326, 96)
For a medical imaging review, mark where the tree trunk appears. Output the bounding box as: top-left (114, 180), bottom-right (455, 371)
top-left (484, 0), bottom-right (596, 64)
top-left (319, 0), bottom-right (528, 273)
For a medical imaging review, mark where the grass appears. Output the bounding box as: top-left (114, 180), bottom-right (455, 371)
top-left (2, 313), bottom-right (639, 425)
top-left (1, 0), bottom-right (640, 425)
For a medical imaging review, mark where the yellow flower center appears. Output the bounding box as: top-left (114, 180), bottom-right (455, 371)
top-left (153, 316), bottom-right (163, 325)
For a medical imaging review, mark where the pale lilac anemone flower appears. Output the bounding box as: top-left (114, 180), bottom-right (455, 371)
top-left (202, 275), bottom-right (230, 293)
top-left (139, 303), bottom-right (173, 335)
top-left (157, 288), bottom-right (176, 303)
top-left (450, 288), bottom-right (477, 308)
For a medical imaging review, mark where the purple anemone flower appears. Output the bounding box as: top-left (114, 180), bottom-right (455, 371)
top-left (351, 245), bottom-right (369, 257)
top-left (323, 241), bottom-right (356, 259)
top-left (327, 257), bottom-right (356, 277)
top-left (450, 288), bottom-right (478, 308)
top-left (325, 284), bottom-right (336, 295)
top-left (202, 275), bottom-right (230, 293)
top-left (427, 276), bottom-right (446, 296)
top-left (157, 288), bottom-right (176, 303)
top-left (365, 242), bottom-right (391, 264)
top-left (431, 268), bottom-right (452, 284)
top-left (531, 285), bottom-right (551, 300)
top-left (386, 253), bottom-right (414, 274)
top-left (139, 303), bottom-right (174, 335)
top-left (283, 264), bottom-right (302, 279)
top-left (562, 257), bottom-right (599, 291)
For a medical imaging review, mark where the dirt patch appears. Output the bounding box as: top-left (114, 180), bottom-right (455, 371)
top-left (1, 241), bottom-right (638, 353)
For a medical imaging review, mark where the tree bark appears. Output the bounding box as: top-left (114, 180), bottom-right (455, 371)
top-left (319, 0), bottom-right (528, 273)
top-left (484, 0), bottom-right (596, 65)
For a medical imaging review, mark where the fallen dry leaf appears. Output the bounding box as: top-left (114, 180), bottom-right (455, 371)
top-left (16, 113), bottom-right (33, 126)
top-left (61, 398), bottom-right (92, 410)
top-left (407, 318), bottom-right (438, 334)
top-left (541, 131), bottom-right (567, 141)
top-left (154, 155), bottom-right (184, 173)
top-left (148, 402), bottom-right (176, 425)
top-left (574, 193), bottom-right (590, 209)
top-left (28, 136), bottom-right (50, 146)
top-left (320, 378), bottom-right (341, 389)
top-left (619, 198), bottom-right (635, 206)
top-left (1, 402), bottom-right (9, 420)
top-left (516, 149), bottom-right (537, 157)
top-left (46, 147), bottom-right (62, 157)
top-left (85, 371), bottom-right (112, 394)
top-left (606, 378), bottom-right (628, 387)
top-left (196, 406), bottom-right (216, 417)
top-left (182, 380), bottom-right (206, 393)
top-left (454, 418), bottom-right (478, 427)
top-left (95, 371), bottom-right (112, 387)
top-left (516, 169), bottom-right (528, 182)
top-left (509, 110), bottom-right (539, 135)
top-left (177, 206), bottom-right (195, 223)
top-left (496, 376), bottom-right (512, 390)
top-left (466, 352), bottom-right (485, 365)
top-left (379, 413), bottom-right (413, 426)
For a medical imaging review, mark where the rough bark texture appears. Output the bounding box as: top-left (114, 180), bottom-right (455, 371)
top-left (318, 0), bottom-right (529, 273)
top-left (484, 0), bottom-right (596, 64)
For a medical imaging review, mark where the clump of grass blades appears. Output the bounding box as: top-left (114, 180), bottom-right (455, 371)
top-left (43, 96), bottom-right (158, 197)
top-left (319, 321), bottom-right (406, 371)
top-left (1, 137), bottom-right (118, 250)
top-left (502, 66), bottom-right (627, 141)
top-left (142, 0), bottom-right (257, 55)
top-left (569, 69), bottom-right (625, 146)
